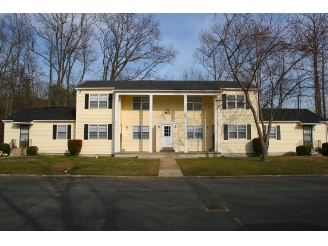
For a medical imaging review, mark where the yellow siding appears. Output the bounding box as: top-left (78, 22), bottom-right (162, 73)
top-left (267, 123), bottom-right (303, 155)
top-left (313, 124), bottom-right (327, 146)
top-left (76, 90), bottom-right (113, 155)
top-left (4, 122), bottom-right (75, 154)
top-left (220, 90), bottom-right (258, 155)
top-left (3, 122), bottom-right (20, 145)
top-left (30, 122), bottom-right (75, 154)
top-left (121, 95), bottom-right (215, 152)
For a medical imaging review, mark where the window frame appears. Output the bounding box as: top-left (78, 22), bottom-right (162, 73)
top-left (187, 96), bottom-right (202, 111)
top-left (57, 125), bottom-right (68, 139)
top-left (89, 124), bottom-right (108, 139)
top-left (228, 124), bottom-right (247, 139)
top-left (187, 125), bottom-right (203, 139)
top-left (133, 125), bottom-right (150, 139)
top-left (269, 126), bottom-right (277, 139)
top-left (133, 96), bottom-right (149, 110)
top-left (90, 94), bottom-right (108, 109)
top-left (226, 94), bottom-right (245, 109)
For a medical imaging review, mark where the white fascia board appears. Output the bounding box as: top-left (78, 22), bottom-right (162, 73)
top-left (12, 122), bottom-right (33, 125)
top-left (32, 120), bottom-right (76, 122)
top-left (222, 88), bottom-right (257, 91)
top-left (76, 87), bottom-right (115, 91)
top-left (262, 121), bottom-right (300, 123)
top-left (113, 90), bottom-right (221, 96)
top-left (1, 120), bottom-right (13, 123)
top-left (299, 122), bottom-right (323, 125)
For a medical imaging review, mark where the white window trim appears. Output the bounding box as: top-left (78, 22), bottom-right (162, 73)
top-left (133, 125), bottom-right (149, 139)
top-left (228, 124), bottom-right (247, 139)
top-left (226, 94), bottom-right (245, 109)
top-left (89, 124), bottom-right (108, 139)
top-left (133, 96), bottom-right (149, 110)
top-left (187, 125), bottom-right (203, 139)
top-left (269, 126), bottom-right (277, 139)
top-left (90, 94), bottom-right (108, 109)
top-left (187, 96), bottom-right (202, 110)
top-left (57, 125), bottom-right (68, 139)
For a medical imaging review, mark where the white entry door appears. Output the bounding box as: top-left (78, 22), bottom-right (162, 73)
top-left (162, 125), bottom-right (173, 147)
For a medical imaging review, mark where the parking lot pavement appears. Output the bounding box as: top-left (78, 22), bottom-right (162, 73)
top-left (0, 176), bottom-right (327, 231)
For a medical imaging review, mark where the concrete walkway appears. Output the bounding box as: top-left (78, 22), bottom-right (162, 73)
top-left (158, 157), bottom-right (183, 177)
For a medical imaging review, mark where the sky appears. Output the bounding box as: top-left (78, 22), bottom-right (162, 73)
top-left (2, 0), bottom-right (326, 80)
top-left (153, 13), bottom-right (215, 79)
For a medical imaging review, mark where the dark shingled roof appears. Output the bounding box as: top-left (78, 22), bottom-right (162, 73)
top-left (76, 80), bottom-right (248, 90)
top-left (262, 109), bottom-right (325, 123)
top-left (4, 107), bottom-right (76, 122)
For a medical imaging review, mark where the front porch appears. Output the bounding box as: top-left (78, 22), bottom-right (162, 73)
top-left (114, 151), bottom-right (221, 158)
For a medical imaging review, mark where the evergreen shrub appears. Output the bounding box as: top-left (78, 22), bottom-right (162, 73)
top-left (68, 140), bottom-right (82, 156)
top-left (252, 138), bottom-right (262, 156)
top-left (322, 142), bottom-right (328, 156)
top-left (0, 143), bottom-right (10, 155)
top-left (296, 145), bottom-right (311, 156)
top-left (26, 146), bottom-right (38, 156)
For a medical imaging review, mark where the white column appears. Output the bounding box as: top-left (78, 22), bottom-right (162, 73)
top-left (114, 93), bottom-right (120, 153)
top-left (149, 94), bottom-right (153, 153)
top-left (216, 94), bottom-right (221, 153)
top-left (184, 94), bottom-right (188, 153)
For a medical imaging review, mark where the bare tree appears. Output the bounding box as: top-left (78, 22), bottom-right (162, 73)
top-left (180, 67), bottom-right (211, 81)
top-left (289, 14), bottom-right (328, 118)
top-left (205, 14), bottom-right (309, 161)
top-left (0, 14), bottom-right (37, 118)
top-left (96, 13), bottom-right (177, 81)
top-left (27, 13), bottom-right (97, 106)
top-left (194, 30), bottom-right (232, 81)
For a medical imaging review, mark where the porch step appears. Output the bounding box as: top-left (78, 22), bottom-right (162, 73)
top-left (160, 147), bottom-right (175, 152)
top-left (311, 149), bottom-right (322, 156)
top-left (10, 148), bottom-right (25, 157)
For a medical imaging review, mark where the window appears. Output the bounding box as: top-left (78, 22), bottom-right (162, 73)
top-left (266, 125), bottom-right (281, 140)
top-left (53, 125), bottom-right (71, 140)
top-left (187, 97), bottom-right (202, 110)
top-left (228, 125), bottom-right (246, 139)
top-left (89, 125), bottom-right (107, 139)
top-left (90, 94), bottom-right (108, 109)
top-left (226, 94), bottom-right (245, 109)
top-left (269, 126), bottom-right (277, 139)
top-left (57, 125), bottom-right (68, 139)
top-left (133, 97), bottom-right (149, 110)
top-left (133, 125), bottom-right (149, 139)
top-left (187, 126), bottom-right (203, 139)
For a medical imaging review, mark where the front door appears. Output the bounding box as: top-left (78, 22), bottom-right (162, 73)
top-left (162, 125), bottom-right (173, 148)
top-left (20, 125), bottom-right (29, 148)
top-left (303, 125), bottom-right (312, 147)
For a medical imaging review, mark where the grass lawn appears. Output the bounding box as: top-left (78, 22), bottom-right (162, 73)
top-left (0, 156), bottom-right (159, 176)
top-left (177, 156), bottom-right (328, 176)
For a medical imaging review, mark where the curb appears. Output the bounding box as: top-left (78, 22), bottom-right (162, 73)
top-left (1, 174), bottom-right (328, 179)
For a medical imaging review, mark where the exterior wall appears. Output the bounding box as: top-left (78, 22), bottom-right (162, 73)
top-left (267, 123), bottom-right (302, 155)
top-left (76, 90), bottom-right (114, 155)
top-left (313, 124), bottom-right (327, 146)
top-left (220, 90), bottom-right (258, 156)
top-left (3, 122), bottom-right (75, 154)
top-left (3, 122), bottom-right (20, 145)
top-left (31, 122), bottom-right (75, 154)
top-left (120, 95), bottom-right (215, 152)
top-left (268, 123), bottom-right (327, 155)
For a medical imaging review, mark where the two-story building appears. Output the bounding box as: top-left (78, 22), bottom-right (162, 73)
top-left (2, 80), bottom-right (327, 157)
